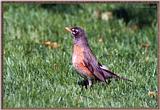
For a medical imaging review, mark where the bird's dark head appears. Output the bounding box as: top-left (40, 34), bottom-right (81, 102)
top-left (65, 26), bottom-right (89, 45)
top-left (65, 26), bottom-right (85, 38)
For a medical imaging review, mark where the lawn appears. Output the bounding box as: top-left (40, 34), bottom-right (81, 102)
top-left (3, 3), bottom-right (158, 108)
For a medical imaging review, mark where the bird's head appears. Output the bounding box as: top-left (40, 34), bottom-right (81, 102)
top-left (65, 26), bottom-right (85, 38)
top-left (65, 26), bottom-right (89, 45)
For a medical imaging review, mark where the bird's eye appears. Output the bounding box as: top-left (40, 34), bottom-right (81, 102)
top-left (71, 28), bottom-right (79, 35)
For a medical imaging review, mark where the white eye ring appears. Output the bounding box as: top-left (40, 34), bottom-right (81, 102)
top-left (72, 31), bottom-right (76, 35)
top-left (71, 29), bottom-right (79, 35)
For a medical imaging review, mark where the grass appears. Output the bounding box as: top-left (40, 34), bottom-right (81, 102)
top-left (3, 3), bottom-right (158, 108)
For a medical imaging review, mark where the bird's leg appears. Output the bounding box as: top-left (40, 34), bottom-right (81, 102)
top-left (78, 79), bottom-right (93, 88)
top-left (87, 79), bottom-right (92, 87)
top-left (78, 79), bottom-right (88, 86)
top-left (83, 79), bottom-right (92, 89)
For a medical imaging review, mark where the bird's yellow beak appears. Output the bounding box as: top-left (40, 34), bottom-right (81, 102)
top-left (65, 27), bottom-right (72, 33)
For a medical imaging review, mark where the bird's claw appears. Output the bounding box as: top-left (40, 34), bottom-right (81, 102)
top-left (78, 79), bottom-right (92, 89)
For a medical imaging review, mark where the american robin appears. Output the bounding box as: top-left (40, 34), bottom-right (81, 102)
top-left (65, 26), bottom-right (132, 87)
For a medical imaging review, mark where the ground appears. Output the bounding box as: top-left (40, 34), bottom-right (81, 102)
top-left (3, 3), bottom-right (158, 108)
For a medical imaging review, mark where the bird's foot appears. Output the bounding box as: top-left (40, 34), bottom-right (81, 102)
top-left (78, 80), bottom-right (88, 86)
top-left (78, 79), bottom-right (93, 89)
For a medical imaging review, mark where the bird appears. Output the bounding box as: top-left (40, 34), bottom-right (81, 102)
top-left (65, 26), bottom-right (132, 87)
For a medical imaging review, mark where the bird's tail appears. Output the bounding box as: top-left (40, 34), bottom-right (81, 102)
top-left (101, 68), bottom-right (132, 82)
top-left (116, 75), bottom-right (133, 82)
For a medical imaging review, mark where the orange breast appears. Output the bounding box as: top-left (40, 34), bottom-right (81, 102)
top-left (72, 45), bottom-right (84, 64)
top-left (72, 45), bottom-right (94, 78)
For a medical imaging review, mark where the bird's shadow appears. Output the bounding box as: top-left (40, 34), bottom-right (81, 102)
top-left (77, 78), bottom-right (133, 89)
top-left (77, 79), bottom-right (112, 89)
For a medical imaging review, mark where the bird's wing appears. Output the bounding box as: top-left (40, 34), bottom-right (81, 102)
top-left (83, 49), bottom-right (106, 81)
top-left (83, 48), bottom-right (132, 82)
